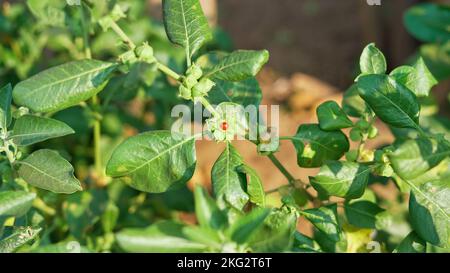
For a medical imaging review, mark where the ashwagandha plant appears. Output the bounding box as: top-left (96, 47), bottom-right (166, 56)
top-left (0, 0), bottom-right (448, 253)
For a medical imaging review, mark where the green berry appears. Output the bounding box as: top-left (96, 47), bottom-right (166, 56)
top-left (350, 128), bottom-right (362, 142)
top-left (356, 120), bottom-right (370, 130)
top-left (374, 150), bottom-right (384, 162)
top-left (345, 150), bottom-right (358, 162)
top-left (368, 125), bottom-right (378, 139)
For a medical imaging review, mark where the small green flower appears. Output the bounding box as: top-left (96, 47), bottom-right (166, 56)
top-left (192, 78), bottom-right (215, 98)
top-left (179, 84), bottom-right (192, 100)
top-left (186, 63), bottom-right (203, 80)
top-left (135, 43), bottom-right (155, 63)
top-left (205, 103), bottom-right (247, 142)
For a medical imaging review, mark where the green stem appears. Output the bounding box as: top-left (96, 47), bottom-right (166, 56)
top-left (265, 185), bottom-right (289, 195)
top-left (79, 4), bottom-right (92, 59)
top-left (2, 140), bottom-right (15, 165)
top-left (110, 20), bottom-right (136, 49)
top-left (157, 62), bottom-right (182, 81)
top-left (92, 96), bottom-right (102, 175)
top-left (267, 153), bottom-right (295, 185)
top-left (199, 97), bottom-right (220, 118)
top-left (264, 138), bottom-right (316, 203)
top-left (80, 3), bottom-right (102, 175)
top-left (109, 21), bottom-right (182, 81)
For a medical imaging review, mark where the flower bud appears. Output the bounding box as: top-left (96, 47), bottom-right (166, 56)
top-left (350, 128), bottom-right (362, 142)
top-left (111, 4), bottom-right (127, 21)
top-left (135, 43), bottom-right (155, 63)
top-left (179, 85), bottom-right (192, 100)
top-left (345, 150), bottom-right (358, 162)
top-left (186, 64), bottom-right (203, 80)
top-left (192, 78), bottom-right (215, 97)
top-left (368, 125), bottom-right (378, 139)
top-left (184, 74), bottom-right (198, 89)
top-left (356, 120), bottom-right (370, 130)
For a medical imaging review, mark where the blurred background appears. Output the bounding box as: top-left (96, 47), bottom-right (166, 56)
top-left (161, 0), bottom-right (450, 194)
top-left (1, 0), bottom-right (449, 204)
top-left (1, 0), bottom-right (449, 246)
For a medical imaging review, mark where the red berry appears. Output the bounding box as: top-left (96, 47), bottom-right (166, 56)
top-left (221, 121), bottom-right (228, 131)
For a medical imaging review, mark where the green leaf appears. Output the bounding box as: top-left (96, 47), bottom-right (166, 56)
top-left (211, 143), bottom-right (249, 210)
top-left (389, 138), bottom-right (450, 180)
top-left (404, 3), bottom-right (450, 43)
top-left (63, 190), bottom-right (107, 240)
top-left (27, 0), bottom-right (66, 27)
top-left (106, 131), bottom-right (197, 193)
top-left (31, 242), bottom-right (91, 253)
top-left (115, 221), bottom-right (208, 253)
top-left (17, 149), bottom-right (82, 194)
top-left (197, 52), bottom-right (262, 106)
top-left (182, 225), bottom-right (222, 248)
top-left (162, 0), bottom-right (212, 59)
top-left (291, 124), bottom-right (349, 168)
top-left (10, 115), bottom-right (74, 146)
top-left (0, 227), bottom-right (41, 253)
top-left (390, 58), bottom-right (438, 97)
top-left (394, 232), bottom-right (426, 253)
top-left (344, 201), bottom-right (385, 229)
top-left (101, 202), bottom-right (119, 234)
top-left (0, 84), bottom-right (12, 130)
top-left (420, 43), bottom-right (450, 81)
top-left (359, 43), bottom-right (387, 75)
top-left (237, 165), bottom-right (266, 207)
top-left (227, 208), bottom-right (270, 244)
top-left (208, 78), bottom-right (262, 107)
top-left (204, 50), bottom-right (269, 81)
top-left (314, 228), bottom-right (347, 253)
top-left (249, 208), bottom-right (297, 252)
top-left (342, 84), bottom-right (371, 118)
top-left (293, 232), bottom-right (321, 253)
top-left (409, 178), bottom-right (450, 248)
top-left (357, 74), bottom-right (420, 129)
top-left (13, 60), bottom-right (117, 113)
top-left (0, 191), bottom-right (36, 218)
top-left (194, 186), bottom-right (227, 230)
top-left (310, 161), bottom-right (370, 199)
top-left (301, 204), bottom-right (342, 242)
top-left (317, 101), bottom-right (353, 131)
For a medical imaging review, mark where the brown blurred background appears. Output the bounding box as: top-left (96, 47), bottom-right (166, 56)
top-left (151, 0), bottom-right (448, 208)
top-left (151, 0), bottom-right (449, 89)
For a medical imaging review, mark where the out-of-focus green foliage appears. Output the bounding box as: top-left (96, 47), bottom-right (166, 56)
top-left (0, 0), bottom-right (448, 254)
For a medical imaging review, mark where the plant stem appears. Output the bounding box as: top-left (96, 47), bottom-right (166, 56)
top-left (79, 4), bottom-right (92, 59)
top-left (157, 62), bottom-right (182, 81)
top-left (199, 96), bottom-right (220, 117)
top-left (110, 21), bottom-right (136, 49)
top-left (2, 139), bottom-right (15, 165)
top-left (80, 3), bottom-right (102, 176)
top-left (109, 21), bottom-right (182, 81)
top-left (267, 153), bottom-right (295, 185)
top-left (91, 96), bottom-right (102, 175)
